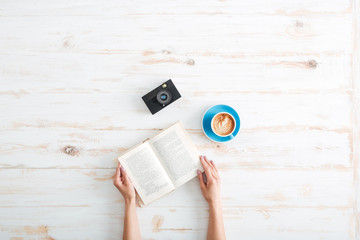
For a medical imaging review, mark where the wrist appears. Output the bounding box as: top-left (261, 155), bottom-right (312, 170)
top-left (208, 199), bottom-right (221, 209)
top-left (124, 196), bottom-right (136, 206)
top-left (208, 201), bottom-right (223, 218)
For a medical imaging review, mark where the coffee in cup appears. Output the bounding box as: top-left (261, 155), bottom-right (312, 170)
top-left (211, 112), bottom-right (236, 137)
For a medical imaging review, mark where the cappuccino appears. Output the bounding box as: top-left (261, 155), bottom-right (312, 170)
top-left (211, 112), bottom-right (235, 136)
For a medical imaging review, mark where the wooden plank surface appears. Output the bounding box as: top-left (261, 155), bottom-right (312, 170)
top-left (352, 0), bottom-right (360, 239)
top-left (0, 0), bottom-right (359, 239)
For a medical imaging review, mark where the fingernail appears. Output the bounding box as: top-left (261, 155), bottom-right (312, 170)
top-left (197, 170), bottom-right (201, 175)
top-left (210, 160), bottom-right (213, 163)
top-left (120, 166), bottom-right (125, 172)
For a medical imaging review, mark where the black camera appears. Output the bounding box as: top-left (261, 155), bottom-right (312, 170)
top-left (142, 79), bottom-right (181, 115)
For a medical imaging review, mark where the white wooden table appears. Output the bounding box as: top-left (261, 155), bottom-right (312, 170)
top-left (1, 0), bottom-right (359, 239)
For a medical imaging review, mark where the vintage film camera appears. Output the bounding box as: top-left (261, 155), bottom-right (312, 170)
top-left (142, 79), bottom-right (181, 115)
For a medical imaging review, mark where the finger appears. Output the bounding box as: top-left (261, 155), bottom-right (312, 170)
top-left (200, 155), bottom-right (214, 180)
top-left (116, 162), bottom-right (121, 177)
top-left (204, 155), bottom-right (216, 177)
top-left (113, 163), bottom-right (121, 185)
top-left (202, 172), bottom-right (207, 185)
top-left (197, 169), bottom-right (206, 189)
top-left (120, 165), bottom-right (130, 183)
top-left (210, 160), bottom-right (219, 175)
top-left (202, 155), bottom-right (214, 177)
top-left (210, 160), bottom-right (220, 180)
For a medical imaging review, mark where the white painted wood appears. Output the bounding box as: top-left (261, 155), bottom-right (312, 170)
top-left (0, 53), bottom-right (352, 92)
top-left (0, 207), bottom-right (353, 240)
top-left (0, 129), bottom-right (352, 169)
top-left (352, 0), bottom-right (360, 239)
top-left (0, 0), bottom-right (358, 239)
top-left (0, 168), bottom-right (352, 207)
top-left (0, 92), bottom-right (352, 131)
top-left (0, 14), bottom-right (353, 54)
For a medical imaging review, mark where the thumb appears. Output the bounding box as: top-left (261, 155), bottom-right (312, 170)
top-left (120, 166), bottom-right (129, 181)
top-left (197, 170), bottom-right (206, 190)
top-left (115, 162), bottom-right (121, 177)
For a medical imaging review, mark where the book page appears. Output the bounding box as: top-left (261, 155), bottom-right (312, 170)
top-left (149, 122), bottom-right (203, 188)
top-left (118, 141), bottom-right (175, 206)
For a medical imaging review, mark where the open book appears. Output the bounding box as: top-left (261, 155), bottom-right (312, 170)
top-left (118, 121), bottom-right (203, 206)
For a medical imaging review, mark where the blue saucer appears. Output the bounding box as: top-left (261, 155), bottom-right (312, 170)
top-left (202, 104), bottom-right (240, 143)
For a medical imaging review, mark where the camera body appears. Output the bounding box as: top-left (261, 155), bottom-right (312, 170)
top-left (142, 79), bottom-right (181, 115)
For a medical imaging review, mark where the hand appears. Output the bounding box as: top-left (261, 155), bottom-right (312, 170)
top-left (113, 162), bottom-right (136, 203)
top-left (197, 155), bottom-right (221, 207)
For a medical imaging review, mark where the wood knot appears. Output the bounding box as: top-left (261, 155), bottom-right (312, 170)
top-left (152, 215), bottom-right (164, 232)
top-left (295, 20), bottom-right (304, 28)
top-left (63, 40), bottom-right (70, 48)
top-left (62, 36), bottom-right (74, 48)
top-left (185, 58), bottom-right (195, 65)
top-left (306, 59), bottom-right (317, 68)
top-left (162, 49), bottom-right (171, 55)
top-left (63, 145), bottom-right (79, 156)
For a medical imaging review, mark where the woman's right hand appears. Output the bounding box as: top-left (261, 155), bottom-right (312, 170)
top-left (197, 155), bottom-right (221, 206)
top-left (113, 162), bottom-right (136, 203)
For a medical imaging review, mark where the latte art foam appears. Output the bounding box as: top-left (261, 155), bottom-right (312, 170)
top-left (212, 113), bottom-right (235, 136)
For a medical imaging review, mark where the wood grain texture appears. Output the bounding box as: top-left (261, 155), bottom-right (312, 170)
top-left (352, 0), bottom-right (360, 239)
top-left (0, 0), bottom-right (358, 239)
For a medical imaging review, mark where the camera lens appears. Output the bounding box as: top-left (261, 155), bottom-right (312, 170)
top-left (160, 94), bottom-right (167, 100)
top-left (156, 90), bottom-right (172, 105)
